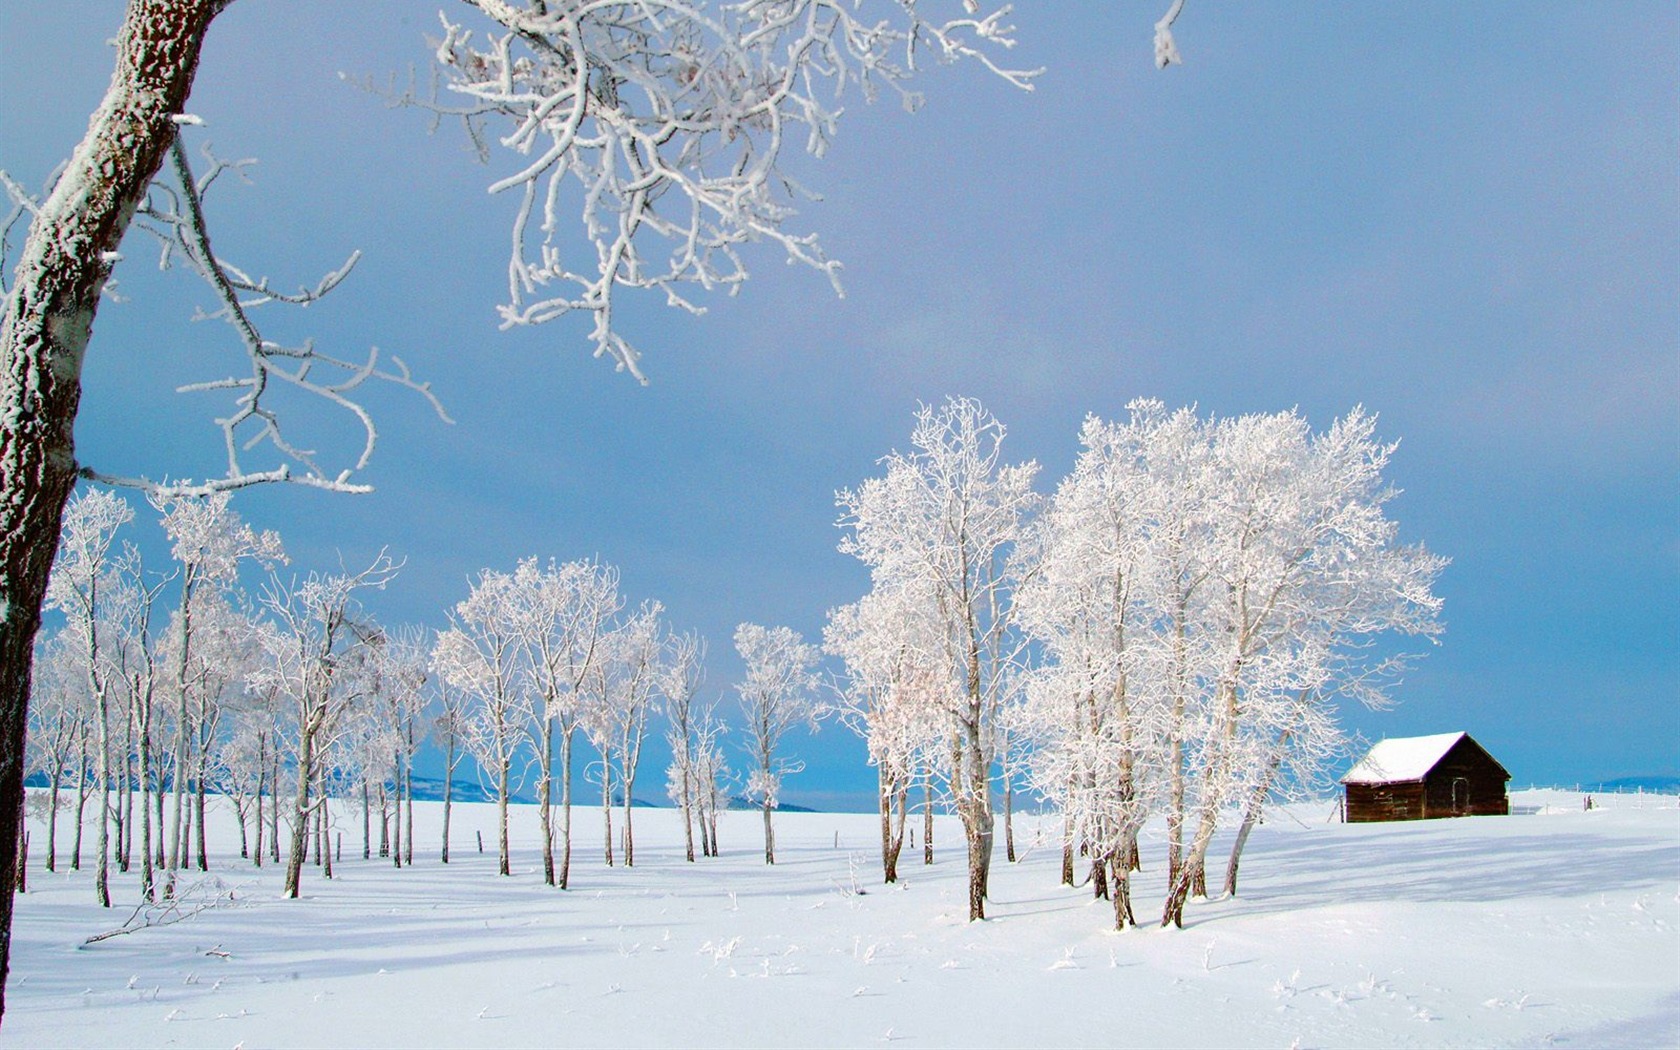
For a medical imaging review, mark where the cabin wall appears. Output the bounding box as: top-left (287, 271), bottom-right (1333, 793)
top-left (1346, 782), bottom-right (1425, 822)
top-left (1422, 766), bottom-right (1510, 817)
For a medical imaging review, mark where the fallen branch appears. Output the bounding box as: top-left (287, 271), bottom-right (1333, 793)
top-left (81, 876), bottom-right (243, 946)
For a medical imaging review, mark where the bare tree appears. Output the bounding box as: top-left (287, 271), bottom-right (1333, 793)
top-left (254, 553), bottom-right (398, 898)
top-left (661, 633), bottom-right (707, 863)
top-left (433, 676), bottom-right (469, 864)
top-left (45, 490), bottom-right (133, 907)
top-left (734, 623), bottom-right (820, 865)
top-left (512, 557), bottom-right (620, 887)
top-left (433, 568), bottom-right (524, 877)
top-left (837, 398), bottom-right (1040, 919)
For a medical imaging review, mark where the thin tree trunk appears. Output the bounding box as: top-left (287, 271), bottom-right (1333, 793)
top-left (193, 756), bottom-right (208, 872)
top-left (361, 781), bottom-right (371, 860)
top-left (71, 742), bottom-right (88, 871)
top-left (496, 760), bottom-right (510, 876)
top-left (46, 772), bottom-right (60, 873)
top-left (1004, 782), bottom-right (1015, 863)
top-left (284, 733), bottom-right (314, 897)
top-left (391, 763), bottom-right (403, 869)
top-left (440, 734), bottom-right (455, 864)
top-left (1223, 737), bottom-right (1287, 899)
top-left (622, 771), bottom-right (637, 868)
top-left (600, 754), bottom-right (614, 867)
top-left (539, 722), bottom-right (554, 885)
top-left (761, 801), bottom-right (775, 865)
top-left (402, 762), bottom-right (413, 867)
top-left (268, 745), bottom-right (280, 864)
top-left (1060, 810), bottom-right (1075, 887)
top-left (558, 731), bottom-right (573, 888)
top-left (680, 757), bottom-right (695, 864)
top-left (923, 779), bottom-right (934, 866)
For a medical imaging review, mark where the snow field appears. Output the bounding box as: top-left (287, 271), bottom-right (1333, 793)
top-left (4, 789), bottom-right (1677, 1048)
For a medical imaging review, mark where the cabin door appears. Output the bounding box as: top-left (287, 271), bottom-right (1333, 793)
top-left (1450, 777), bottom-right (1469, 816)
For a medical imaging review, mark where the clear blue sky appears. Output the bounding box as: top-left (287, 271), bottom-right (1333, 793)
top-left (3, 2), bottom-right (1675, 808)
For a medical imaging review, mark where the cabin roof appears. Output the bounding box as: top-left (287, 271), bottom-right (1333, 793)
top-left (1342, 732), bottom-right (1473, 784)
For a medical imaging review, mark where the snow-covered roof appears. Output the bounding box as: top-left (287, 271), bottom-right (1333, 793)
top-left (1341, 732), bottom-right (1468, 784)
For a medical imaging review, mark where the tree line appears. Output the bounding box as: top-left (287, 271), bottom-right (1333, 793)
top-left (25, 396), bottom-right (1443, 937)
top-left (25, 491), bottom-right (826, 909)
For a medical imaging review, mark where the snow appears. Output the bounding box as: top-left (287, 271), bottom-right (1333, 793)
top-left (5, 789), bottom-right (1677, 1048)
top-left (1342, 731), bottom-right (1470, 784)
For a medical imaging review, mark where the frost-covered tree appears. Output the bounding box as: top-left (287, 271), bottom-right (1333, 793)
top-left (511, 557), bottom-right (620, 887)
top-left (691, 702), bottom-right (732, 858)
top-left (826, 587), bottom-right (947, 883)
top-left (24, 639), bottom-right (86, 876)
top-left (607, 604), bottom-right (665, 868)
top-left (662, 632), bottom-right (707, 863)
top-left (45, 489), bottom-right (133, 907)
top-left (432, 676), bottom-right (470, 864)
top-left (733, 623), bottom-right (820, 865)
top-left (1159, 407), bottom-right (1444, 926)
top-left (254, 553), bottom-right (398, 898)
top-left (152, 493), bottom-right (282, 888)
top-left (837, 398), bottom-right (1040, 919)
top-left (433, 568), bottom-right (524, 877)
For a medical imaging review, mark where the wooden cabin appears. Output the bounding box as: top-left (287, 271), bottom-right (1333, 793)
top-left (1341, 732), bottom-right (1510, 822)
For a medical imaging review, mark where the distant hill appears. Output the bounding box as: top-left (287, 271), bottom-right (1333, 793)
top-left (1581, 776), bottom-right (1680, 794)
top-left (727, 796), bottom-right (817, 813)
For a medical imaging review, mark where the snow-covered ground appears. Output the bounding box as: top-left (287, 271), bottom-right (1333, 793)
top-left (5, 789), bottom-right (1676, 1048)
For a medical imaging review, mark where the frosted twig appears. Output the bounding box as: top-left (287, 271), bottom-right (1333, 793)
top-left (394, 1), bottom-right (1039, 380)
top-left (88, 131), bottom-right (452, 498)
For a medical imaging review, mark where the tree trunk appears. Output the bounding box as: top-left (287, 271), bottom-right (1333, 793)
top-left (496, 759), bottom-right (510, 876)
top-left (539, 722), bottom-right (554, 885)
top-left (402, 763), bottom-right (413, 867)
top-left (0, 0), bottom-right (226, 1013)
top-left (761, 801), bottom-right (775, 865)
top-left (46, 774), bottom-right (60, 874)
top-left (680, 759), bottom-right (695, 863)
top-left (922, 780), bottom-right (934, 866)
top-left (600, 754), bottom-right (614, 867)
top-left (252, 751), bottom-right (263, 869)
top-left (391, 766), bottom-right (403, 869)
top-left (622, 766), bottom-right (637, 868)
top-left (72, 743), bottom-right (88, 871)
top-left (139, 710), bottom-right (154, 893)
top-left (878, 773), bottom-right (895, 884)
top-left (1223, 741), bottom-right (1285, 899)
top-left (283, 734), bottom-right (314, 897)
top-left (1004, 783), bottom-right (1015, 863)
top-left (362, 781), bottom-right (371, 860)
top-left (440, 734), bottom-right (455, 864)
top-left (193, 760), bottom-right (208, 872)
top-left (1060, 811), bottom-right (1075, 887)
top-left (558, 732), bottom-right (572, 888)
top-left (268, 745), bottom-right (281, 864)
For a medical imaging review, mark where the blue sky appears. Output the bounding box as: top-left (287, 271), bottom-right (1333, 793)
top-left (3, 2), bottom-right (1675, 809)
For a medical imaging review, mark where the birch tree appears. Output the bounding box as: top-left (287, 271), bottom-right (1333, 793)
top-left (826, 588), bottom-right (946, 884)
top-left (837, 397), bottom-right (1040, 919)
top-left (433, 568), bottom-right (524, 877)
top-left (255, 553), bottom-right (398, 898)
top-left (512, 557), bottom-right (620, 887)
top-left (734, 623), bottom-right (820, 865)
top-left (45, 489), bottom-right (133, 907)
top-left (661, 632), bottom-right (707, 864)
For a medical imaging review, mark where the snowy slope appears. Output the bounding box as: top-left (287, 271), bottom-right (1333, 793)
top-left (4, 790), bottom-right (1675, 1048)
